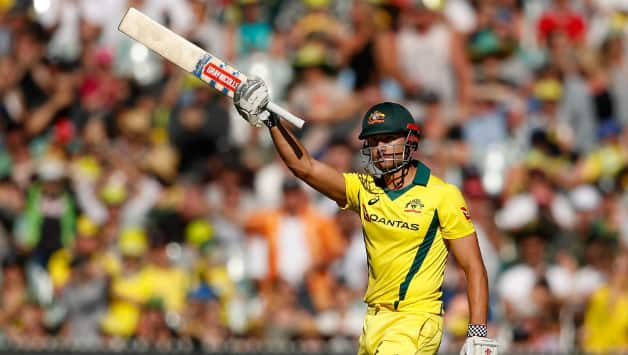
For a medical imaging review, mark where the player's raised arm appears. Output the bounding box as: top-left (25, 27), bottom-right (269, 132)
top-left (233, 77), bottom-right (347, 206)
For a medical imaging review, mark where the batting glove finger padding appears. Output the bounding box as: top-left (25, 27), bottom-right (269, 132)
top-left (233, 76), bottom-right (270, 128)
top-left (460, 336), bottom-right (499, 355)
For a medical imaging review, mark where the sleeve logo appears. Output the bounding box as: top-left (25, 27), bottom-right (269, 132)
top-left (460, 207), bottom-right (471, 220)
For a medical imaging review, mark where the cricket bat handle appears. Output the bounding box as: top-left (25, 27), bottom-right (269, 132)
top-left (267, 102), bottom-right (305, 129)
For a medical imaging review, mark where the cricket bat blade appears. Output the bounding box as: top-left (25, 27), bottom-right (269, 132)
top-left (118, 7), bottom-right (305, 128)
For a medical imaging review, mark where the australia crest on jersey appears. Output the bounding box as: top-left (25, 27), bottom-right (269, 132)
top-left (404, 198), bottom-right (424, 214)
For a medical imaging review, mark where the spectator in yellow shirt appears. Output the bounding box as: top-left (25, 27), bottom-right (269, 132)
top-left (583, 252), bottom-right (628, 353)
top-left (143, 234), bottom-right (190, 314)
top-left (100, 227), bottom-right (152, 338)
top-left (48, 215), bottom-right (118, 291)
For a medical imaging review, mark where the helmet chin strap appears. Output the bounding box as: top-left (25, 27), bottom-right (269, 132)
top-left (383, 163), bottom-right (411, 190)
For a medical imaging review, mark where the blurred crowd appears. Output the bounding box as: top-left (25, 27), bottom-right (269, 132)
top-left (1, 0), bottom-right (628, 353)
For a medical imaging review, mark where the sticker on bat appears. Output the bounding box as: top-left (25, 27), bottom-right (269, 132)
top-left (202, 62), bottom-right (241, 92)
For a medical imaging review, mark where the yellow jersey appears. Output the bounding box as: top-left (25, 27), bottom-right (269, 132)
top-left (343, 161), bottom-right (475, 314)
top-left (583, 285), bottom-right (628, 353)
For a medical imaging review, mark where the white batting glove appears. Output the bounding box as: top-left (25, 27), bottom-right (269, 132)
top-left (460, 336), bottom-right (499, 355)
top-left (233, 76), bottom-right (270, 128)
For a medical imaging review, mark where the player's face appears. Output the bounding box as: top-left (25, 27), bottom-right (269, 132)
top-left (365, 133), bottom-right (407, 171)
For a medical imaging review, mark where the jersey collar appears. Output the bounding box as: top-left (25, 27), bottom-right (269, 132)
top-left (412, 160), bottom-right (431, 186)
top-left (381, 160), bottom-right (431, 200)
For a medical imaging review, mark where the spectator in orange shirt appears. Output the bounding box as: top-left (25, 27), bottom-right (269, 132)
top-left (245, 178), bottom-right (344, 286)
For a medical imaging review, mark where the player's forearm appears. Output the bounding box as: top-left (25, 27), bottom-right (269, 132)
top-left (269, 122), bottom-right (314, 179)
top-left (465, 262), bottom-right (489, 325)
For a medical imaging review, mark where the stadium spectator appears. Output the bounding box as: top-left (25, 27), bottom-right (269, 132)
top-left (100, 227), bottom-right (152, 339)
top-left (15, 157), bottom-right (76, 267)
top-left (58, 253), bottom-right (108, 344)
top-left (386, 2), bottom-right (472, 116)
top-left (537, 0), bottom-right (587, 46)
top-left (582, 252), bottom-right (628, 353)
top-left (0, 256), bottom-right (29, 333)
top-left (48, 214), bottom-right (116, 291)
top-left (244, 178), bottom-right (343, 287)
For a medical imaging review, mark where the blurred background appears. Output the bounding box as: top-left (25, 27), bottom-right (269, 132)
top-left (0, 0), bottom-right (627, 354)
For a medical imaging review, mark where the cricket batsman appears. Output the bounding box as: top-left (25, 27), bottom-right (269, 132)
top-left (233, 77), bottom-right (498, 355)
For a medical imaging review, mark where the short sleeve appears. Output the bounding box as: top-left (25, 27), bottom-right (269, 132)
top-left (439, 184), bottom-right (475, 239)
top-left (342, 173), bottom-right (362, 212)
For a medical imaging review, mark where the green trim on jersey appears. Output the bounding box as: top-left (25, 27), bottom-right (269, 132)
top-left (362, 227), bottom-right (376, 280)
top-left (384, 184), bottom-right (413, 201)
top-left (412, 161), bottom-right (431, 186)
top-left (394, 211), bottom-right (440, 310)
top-left (383, 161), bottom-right (431, 200)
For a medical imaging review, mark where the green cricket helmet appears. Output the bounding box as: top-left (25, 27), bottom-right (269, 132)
top-left (358, 102), bottom-right (418, 139)
top-left (359, 102), bottom-right (420, 176)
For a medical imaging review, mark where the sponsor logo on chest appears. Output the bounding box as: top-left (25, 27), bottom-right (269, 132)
top-left (361, 202), bottom-right (420, 231)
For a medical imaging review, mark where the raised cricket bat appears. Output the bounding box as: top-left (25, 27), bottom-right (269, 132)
top-left (118, 7), bottom-right (305, 128)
